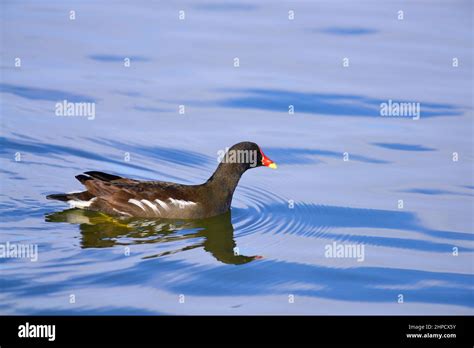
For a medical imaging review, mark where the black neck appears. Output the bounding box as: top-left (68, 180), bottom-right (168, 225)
top-left (204, 162), bottom-right (249, 213)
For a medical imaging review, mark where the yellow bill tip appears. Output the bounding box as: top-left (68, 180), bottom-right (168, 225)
top-left (268, 163), bottom-right (277, 169)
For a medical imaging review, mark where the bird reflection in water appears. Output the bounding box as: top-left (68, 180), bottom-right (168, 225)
top-left (45, 209), bottom-right (260, 265)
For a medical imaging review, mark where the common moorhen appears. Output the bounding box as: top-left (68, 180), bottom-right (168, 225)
top-left (46, 142), bottom-right (277, 219)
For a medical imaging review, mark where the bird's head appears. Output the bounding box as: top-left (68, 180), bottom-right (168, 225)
top-left (219, 141), bottom-right (277, 170)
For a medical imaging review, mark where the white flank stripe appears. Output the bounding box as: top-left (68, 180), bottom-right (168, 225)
top-left (154, 199), bottom-right (170, 211)
top-left (67, 197), bottom-right (96, 209)
top-left (141, 199), bottom-right (161, 215)
top-left (112, 208), bottom-right (132, 217)
top-left (128, 199), bottom-right (146, 211)
top-left (168, 198), bottom-right (197, 208)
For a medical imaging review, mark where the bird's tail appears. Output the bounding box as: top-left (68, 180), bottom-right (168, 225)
top-left (47, 171), bottom-right (120, 203)
top-left (46, 193), bottom-right (70, 201)
top-left (46, 191), bottom-right (94, 202)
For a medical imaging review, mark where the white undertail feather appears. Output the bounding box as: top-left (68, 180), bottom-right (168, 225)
top-left (67, 197), bottom-right (97, 209)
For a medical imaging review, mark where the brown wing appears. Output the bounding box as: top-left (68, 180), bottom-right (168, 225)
top-left (75, 171), bottom-right (202, 217)
top-left (86, 180), bottom-right (196, 217)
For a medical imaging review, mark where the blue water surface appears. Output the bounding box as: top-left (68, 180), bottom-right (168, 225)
top-left (0, 1), bottom-right (472, 315)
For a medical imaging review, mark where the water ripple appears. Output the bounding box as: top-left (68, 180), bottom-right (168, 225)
top-left (231, 185), bottom-right (473, 254)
